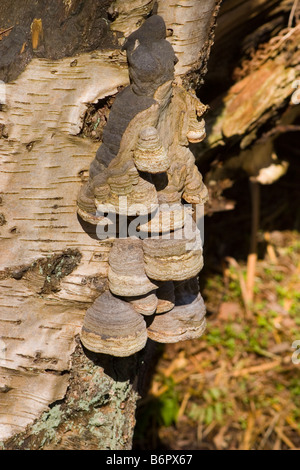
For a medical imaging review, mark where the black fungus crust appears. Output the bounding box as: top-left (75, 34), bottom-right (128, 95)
top-left (0, 0), bottom-right (119, 82)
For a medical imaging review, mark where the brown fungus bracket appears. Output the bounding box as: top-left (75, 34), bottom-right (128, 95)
top-left (77, 15), bottom-right (208, 357)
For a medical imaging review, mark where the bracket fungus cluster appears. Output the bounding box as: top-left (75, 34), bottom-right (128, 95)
top-left (77, 15), bottom-right (209, 357)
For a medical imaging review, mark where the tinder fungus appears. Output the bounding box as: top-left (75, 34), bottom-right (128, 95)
top-left (127, 291), bottom-right (158, 316)
top-left (77, 182), bottom-right (99, 224)
top-left (147, 279), bottom-right (206, 343)
top-left (91, 162), bottom-right (158, 216)
top-left (81, 291), bottom-right (147, 356)
top-left (77, 14), bottom-right (208, 356)
top-left (134, 126), bottom-right (169, 173)
top-left (108, 238), bottom-right (158, 296)
top-left (142, 224), bottom-right (203, 281)
top-left (187, 116), bottom-right (206, 144)
top-left (138, 204), bottom-right (192, 235)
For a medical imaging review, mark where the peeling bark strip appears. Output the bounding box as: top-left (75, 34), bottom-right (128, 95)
top-left (0, 0), bottom-right (221, 449)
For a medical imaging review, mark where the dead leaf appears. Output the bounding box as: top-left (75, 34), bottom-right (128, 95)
top-left (213, 426), bottom-right (229, 449)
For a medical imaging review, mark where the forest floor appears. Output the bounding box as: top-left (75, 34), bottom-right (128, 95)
top-left (133, 170), bottom-right (300, 451)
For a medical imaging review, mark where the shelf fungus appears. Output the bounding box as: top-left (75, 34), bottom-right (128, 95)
top-left (147, 278), bottom-right (207, 343)
top-left (108, 238), bottom-right (158, 297)
top-left (133, 127), bottom-right (169, 173)
top-left (81, 291), bottom-right (148, 356)
top-left (77, 15), bottom-right (209, 356)
top-left (127, 291), bottom-right (158, 316)
top-left (142, 223), bottom-right (203, 282)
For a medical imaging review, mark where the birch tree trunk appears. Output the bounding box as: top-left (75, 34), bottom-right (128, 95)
top-left (0, 0), bottom-right (221, 450)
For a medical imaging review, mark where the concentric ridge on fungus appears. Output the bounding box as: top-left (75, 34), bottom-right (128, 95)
top-left (134, 126), bottom-right (170, 173)
top-left (81, 291), bottom-right (147, 356)
top-left (108, 238), bottom-right (158, 297)
top-left (77, 15), bottom-right (208, 356)
top-left (147, 294), bottom-right (207, 343)
top-left (127, 291), bottom-right (158, 316)
top-left (142, 223), bottom-right (203, 281)
top-left (147, 278), bottom-right (207, 343)
top-left (138, 203), bottom-right (192, 235)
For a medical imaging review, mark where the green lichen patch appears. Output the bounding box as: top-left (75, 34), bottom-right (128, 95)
top-left (32, 404), bottom-right (63, 437)
top-left (8, 249), bottom-right (82, 293)
top-left (39, 249), bottom-right (82, 294)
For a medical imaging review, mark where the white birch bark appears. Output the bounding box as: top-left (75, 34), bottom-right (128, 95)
top-left (0, 0), bottom-right (220, 448)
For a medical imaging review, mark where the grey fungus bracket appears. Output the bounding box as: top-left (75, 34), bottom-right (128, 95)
top-left (77, 15), bottom-right (209, 357)
top-left (81, 290), bottom-right (148, 357)
top-left (133, 126), bottom-right (170, 174)
top-left (108, 238), bottom-right (159, 297)
top-left (147, 277), bottom-right (207, 343)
